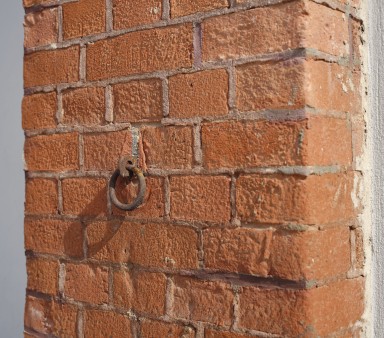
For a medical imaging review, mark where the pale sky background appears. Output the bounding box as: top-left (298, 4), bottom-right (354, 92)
top-left (0, 2), bottom-right (26, 336)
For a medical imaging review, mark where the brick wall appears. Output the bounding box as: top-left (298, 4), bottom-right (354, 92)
top-left (23, 0), bottom-right (366, 337)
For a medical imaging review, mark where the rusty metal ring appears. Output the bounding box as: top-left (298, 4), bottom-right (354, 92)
top-left (109, 165), bottom-right (146, 211)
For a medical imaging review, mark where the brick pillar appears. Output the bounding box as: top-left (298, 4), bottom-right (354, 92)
top-left (23, 0), bottom-right (366, 337)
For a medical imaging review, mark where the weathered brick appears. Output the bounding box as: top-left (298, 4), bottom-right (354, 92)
top-left (24, 46), bottom-right (79, 88)
top-left (65, 263), bottom-right (109, 304)
top-left (169, 69), bottom-right (228, 118)
top-left (62, 0), bottom-right (106, 39)
top-left (23, 0), bottom-right (54, 8)
top-left (237, 59), bottom-right (359, 114)
top-left (83, 130), bottom-right (131, 171)
top-left (202, 1), bottom-right (348, 62)
top-left (24, 8), bottom-right (58, 48)
top-left (22, 92), bottom-right (57, 130)
top-left (25, 178), bottom-right (58, 215)
top-left (236, 173), bottom-right (356, 225)
top-left (87, 221), bottom-right (198, 269)
top-left (203, 117), bottom-right (352, 168)
top-left (62, 87), bottom-right (105, 126)
top-left (202, 120), bottom-right (306, 169)
top-left (170, 0), bottom-right (227, 17)
top-left (113, 269), bottom-right (166, 315)
top-left (170, 175), bottom-right (231, 222)
top-left (62, 178), bottom-right (108, 216)
top-left (172, 276), bottom-right (233, 326)
top-left (304, 116), bottom-right (352, 166)
top-left (112, 176), bottom-right (165, 218)
top-left (87, 24), bottom-right (193, 81)
top-left (114, 79), bottom-right (163, 123)
top-left (24, 133), bottom-right (79, 171)
top-left (141, 126), bottom-right (193, 169)
top-left (302, 1), bottom-right (349, 57)
top-left (205, 329), bottom-right (257, 338)
top-left (354, 227), bottom-right (365, 270)
top-left (238, 278), bottom-right (364, 336)
top-left (204, 227), bottom-right (351, 280)
top-left (305, 60), bottom-right (361, 114)
top-left (26, 258), bottom-right (58, 295)
top-left (113, 0), bottom-right (162, 30)
top-left (140, 319), bottom-right (195, 338)
top-left (84, 310), bottom-right (132, 338)
top-left (25, 219), bottom-right (83, 258)
top-left (24, 296), bottom-right (77, 336)
top-left (236, 59), bottom-right (305, 112)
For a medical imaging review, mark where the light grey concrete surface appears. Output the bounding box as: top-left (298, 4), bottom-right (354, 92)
top-left (0, 2), bottom-right (26, 337)
top-left (368, 0), bottom-right (384, 336)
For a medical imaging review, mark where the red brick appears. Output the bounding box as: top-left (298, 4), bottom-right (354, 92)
top-left (304, 116), bottom-right (352, 166)
top-left (24, 296), bottom-right (77, 336)
top-left (84, 310), bottom-right (132, 338)
top-left (236, 59), bottom-right (305, 112)
top-left (238, 278), bottom-right (364, 336)
top-left (141, 126), bottom-right (194, 169)
top-left (26, 258), bottom-right (58, 295)
top-left (236, 173), bottom-right (356, 225)
top-left (205, 329), bottom-right (259, 338)
top-left (202, 1), bottom-right (348, 62)
top-left (62, 87), bottom-right (105, 126)
top-left (305, 60), bottom-right (361, 114)
top-left (24, 46), bottom-right (79, 88)
top-left (62, 0), bottom-right (105, 40)
top-left (65, 263), bottom-right (109, 304)
top-left (114, 79), bottom-right (163, 123)
top-left (112, 176), bottom-right (165, 218)
top-left (237, 59), bottom-right (360, 114)
top-left (203, 117), bottom-right (352, 168)
top-left (83, 130), bottom-right (131, 171)
top-left (170, 0), bottom-right (227, 17)
top-left (25, 178), bottom-right (58, 215)
top-left (140, 319), bottom-right (195, 338)
top-left (24, 8), bottom-right (58, 48)
top-left (170, 175), bottom-right (231, 222)
top-left (169, 69), bottom-right (229, 118)
top-left (62, 178), bottom-right (107, 216)
top-left (87, 24), bottom-right (193, 81)
top-left (22, 92), bottom-right (57, 130)
top-left (204, 227), bottom-right (350, 280)
top-left (113, 269), bottom-right (166, 316)
top-left (202, 120), bottom-right (306, 169)
top-left (302, 1), bottom-right (349, 57)
top-left (113, 0), bottom-right (162, 30)
top-left (172, 276), bottom-right (233, 326)
top-left (24, 133), bottom-right (79, 171)
top-left (87, 221), bottom-right (198, 269)
top-left (25, 219), bottom-right (83, 258)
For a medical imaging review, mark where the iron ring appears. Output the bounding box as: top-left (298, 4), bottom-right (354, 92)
top-left (109, 165), bottom-right (146, 211)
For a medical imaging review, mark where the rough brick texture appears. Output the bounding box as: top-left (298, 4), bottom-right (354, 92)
top-left (62, 87), bottom-right (106, 126)
top-left (113, 79), bottom-right (163, 122)
top-left (86, 24), bottom-right (193, 81)
top-left (62, 0), bottom-right (106, 39)
top-left (24, 8), bottom-right (58, 48)
top-left (24, 46), bottom-right (79, 87)
top-left (22, 92), bottom-right (57, 130)
top-left (23, 0), bottom-right (365, 336)
top-left (113, 0), bottom-right (162, 30)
